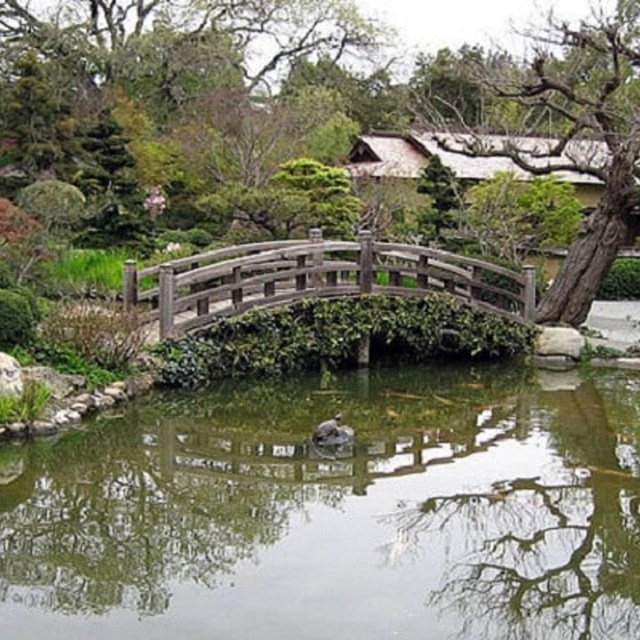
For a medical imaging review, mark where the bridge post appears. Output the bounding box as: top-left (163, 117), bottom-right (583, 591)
top-left (159, 264), bottom-right (176, 339)
top-left (359, 230), bottom-right (373, 294)
top-left (523, 265), bottom-right (536, 323)
top-left (358, 230), bottom-right (373, 368)
top-left (232, 266), bottom-right (243, 306)
top-left (309, 227), bottom-right (323, 289)
top-left (123, 259), bottom-right (138, 310)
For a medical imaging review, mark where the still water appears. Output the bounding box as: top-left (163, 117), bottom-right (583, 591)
top-left (1, 363), bottom-right (640, 639)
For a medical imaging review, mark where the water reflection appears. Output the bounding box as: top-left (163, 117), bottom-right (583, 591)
top-left (0, 364), bottom-right (640, 639)
top-left (382, 372), bottom-right (640, 639)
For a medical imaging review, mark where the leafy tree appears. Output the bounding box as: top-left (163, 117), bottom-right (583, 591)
top-left (271, 158), bottom-right (362, 238)
top-left (196, 186), bottom-right (310, 241)
top-left (286, 86), bottom-right (360, 164)
top-left (462, 173), bottom-right (530, 263)
top-left (17, 180), bottom-right (86, 241)
top-left (409, 46), bottom-right (487, 127)
top-left (0, 197), bottom-right (45, 284)
top-left (468, 6), bottom-right (640, 325)
top-left (0, 0), bottom-right (383, 94)
top-left (112, 93), bottom-right (188, 189)
top-left (459, 173), bottom-right (582, 263)
top-left (415, 155), bottom-right (464, 244)
top-left (71, 118), bottom-right (152, 253)
top-left (199, 158), bottom-right (363, 240)
top-left (3, 50), bottom-right (74, 178)
top-left (518, 177), bottom-right (582, 248)
top-left (282, 56), bottom-right (409, 130)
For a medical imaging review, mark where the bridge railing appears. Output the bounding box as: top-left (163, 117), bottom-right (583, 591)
top-left (123, 229), bottom-right (536, 339)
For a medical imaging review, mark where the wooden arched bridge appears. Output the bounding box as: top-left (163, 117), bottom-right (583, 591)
top-left (123, 229), bottom-right (536, 340)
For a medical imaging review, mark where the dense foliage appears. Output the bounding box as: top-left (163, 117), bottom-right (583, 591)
top-left (0, 288), bottom-right (37, 348)
top-left (597, 259), bottom-right (640, 300)
top-left (155, 295), bottom-right (537, 387)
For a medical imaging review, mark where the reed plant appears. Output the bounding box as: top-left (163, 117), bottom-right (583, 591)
top-left (0, 380), bottom-right (51, 425)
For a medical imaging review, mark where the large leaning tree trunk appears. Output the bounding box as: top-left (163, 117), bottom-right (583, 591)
top-left (536, 150), bottom-right (639, 325)
top-left (420, 7), bottom-right (640, 326)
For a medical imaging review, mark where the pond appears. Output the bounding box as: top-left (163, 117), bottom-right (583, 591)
top-left (1, 362), bottom-right (640, 639)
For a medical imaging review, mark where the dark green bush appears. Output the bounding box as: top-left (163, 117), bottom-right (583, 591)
top-left (597, 258), bottom-right (640, 300)
top-left (8, 286), bottom-right (40, 321)
top-left (0, 261), bottom-right (14, 288)
top-left (155, 294), bottom-right (538, 388)
top-left (156, 229), bottom-right (189, 247)
top-left (0, 289), bottom-right (37, 347)
top-left (185, 228), bottom-right (214, 247)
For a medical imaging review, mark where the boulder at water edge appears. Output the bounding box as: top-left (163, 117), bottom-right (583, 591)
top-left (533, 326), bottom-right (586, 370)
top-left (536, 326), bottom-right (586, 359)
top-left (0, 352), bottom-right (23, 397)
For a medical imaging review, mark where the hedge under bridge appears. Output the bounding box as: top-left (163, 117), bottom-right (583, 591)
top-left (123, 229), bottom-right (537, 342)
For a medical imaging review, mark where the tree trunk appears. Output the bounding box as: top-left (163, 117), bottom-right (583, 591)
top-left (535, 157), bottom-right (636, 326)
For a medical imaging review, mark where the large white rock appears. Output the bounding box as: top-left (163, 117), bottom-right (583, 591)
top-left (536, 326), bottom-right (586, 360)
top-left (0, 352), bottom-right (23, 397)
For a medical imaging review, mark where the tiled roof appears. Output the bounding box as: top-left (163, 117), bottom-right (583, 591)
top-left (345, 135), bottom-right (427, 178)
top-left (345, 131), bottom-right (607, 185)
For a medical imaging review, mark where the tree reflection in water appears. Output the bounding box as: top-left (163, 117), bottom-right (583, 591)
top-left (380, 377), bottom-right (640, 640)
top-left (0, 418), bottom-right (351, 616)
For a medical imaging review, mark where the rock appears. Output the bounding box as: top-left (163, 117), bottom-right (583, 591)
top-left (591, 357), bottom-right (640, 371)
top-left (537, 369), bottom-right (583, 391)
top-left (103, 387), bottom-right (128, 402)
top-left (53, 410), bottom-right (70, 426)
top-left (531, 355), bottom-right (577, 371)
top-left (70, 402), bottom-right (89, 415)
top-left (66, 410), bottom-right (82, 423)
top-left (22, 367), bottom-right (85, 400)
top-left (536, 326), bottom-right (586, 360)
top-left (97, 395), bottom-right (116, 408)
top-left (31, 420), bottom-right (57, 436)
top-left (126, 374), bottom-right (155, 397)
top-left (111, 381), bottom-right (127, 391)
top-left (0, 352), bottom-right (23, 397)
top-left (8, 422), bottom-right (27, 436)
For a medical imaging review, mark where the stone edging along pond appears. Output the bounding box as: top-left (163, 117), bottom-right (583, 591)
top-left (0, 356), bottom-right (157, 441)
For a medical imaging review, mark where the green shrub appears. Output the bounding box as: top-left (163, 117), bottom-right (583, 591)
top-left (155, 294), bottom-right (538, 388)
top-left (9, 285), bottom-right (40, 321)
top-left (597, 259), bottom-right (640, 300)
top-left (156, 229), bottom-right (189, 247)
top-left (185, 228), bottom-right (214, 247)
top-left (0, 289), bottom-right (36, 347)
top-left (156, 228), bottom-right (212, 249)
top-left (0, 261), bottom-right (14, 288)
top-left (12, 341), bottom-right (119, 390)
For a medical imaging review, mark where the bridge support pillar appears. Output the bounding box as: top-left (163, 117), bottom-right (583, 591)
top-left (309, 227), bottom-right (323, 289)
top-left (523, 265), bottom-right (536, 322)
top-left (359, 230), bottom-right (373, 294)
top-left (159, 264), bottom-right (176, 339)
top-left (123, 259), bottom-right (137, 310)
top-left (358, 333), bottom-right (370, 368)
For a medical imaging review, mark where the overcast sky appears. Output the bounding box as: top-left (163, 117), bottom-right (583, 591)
top-left (357, 0), bottom-right (617, 56)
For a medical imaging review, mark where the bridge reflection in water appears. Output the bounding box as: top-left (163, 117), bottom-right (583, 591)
top-left (147, 403), bottom-right (520, 497)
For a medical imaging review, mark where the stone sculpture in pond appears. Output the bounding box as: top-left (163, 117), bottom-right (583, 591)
top-left (312, 413), bottom-right (354, 447)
